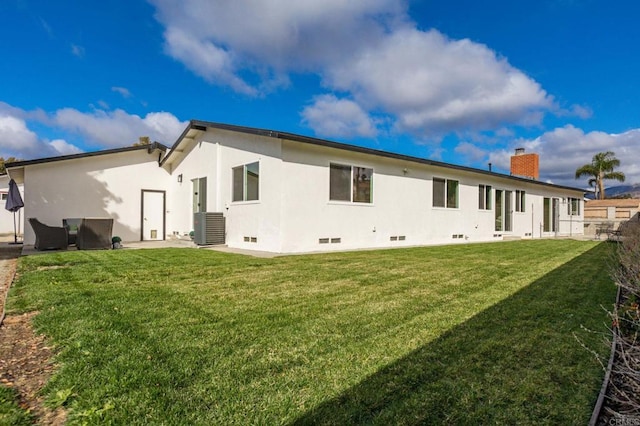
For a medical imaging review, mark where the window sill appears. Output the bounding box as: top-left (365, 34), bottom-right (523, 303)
top-left (230, 200), bottom-right (261, 206)
top-left (327, 201), bottom-right (375, 206)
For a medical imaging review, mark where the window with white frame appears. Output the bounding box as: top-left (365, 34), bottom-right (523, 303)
top-left (568, 197), bottom-right (581, 215)
top-left (232, 162), bottom-right (259, 202)
top-left (433, 177), bottom-right (458, 208)
top-left (329, 163), bottom-right (373, 203)
top-left (479, 184), bottom-right (492, 210)
top-left (0, 193), bottom-right (6, 201)
top-left (515, 190), bottom-right (526, 212)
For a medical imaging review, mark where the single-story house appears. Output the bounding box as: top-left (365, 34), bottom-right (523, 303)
top-left (6, 120), bottom-right (585, 253)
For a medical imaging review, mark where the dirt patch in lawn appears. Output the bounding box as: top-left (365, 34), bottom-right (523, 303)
top-left (0, 247), bottom-right (67, 425)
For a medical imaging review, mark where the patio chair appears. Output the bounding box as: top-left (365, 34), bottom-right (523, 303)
top-left (63, 218), bottom-right (82, 245)
top-left (76, 218), bottom-right (114, 250)
top-left (28, 218), bottom-right (69, 251)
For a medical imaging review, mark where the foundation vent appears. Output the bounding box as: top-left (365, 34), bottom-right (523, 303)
top-left (319, 237), bottom-right (342, 244)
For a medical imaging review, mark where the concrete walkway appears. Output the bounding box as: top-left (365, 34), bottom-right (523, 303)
top-left (13, 237), bottom-right (279, 258)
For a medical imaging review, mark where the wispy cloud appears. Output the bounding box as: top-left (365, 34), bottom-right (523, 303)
top-left (39, 18), bottom-right (53, 38)
top-left (71, 44), bottom-right (85, 58)
top-left (556, 103), bottom-right (593, 119)
top-left (96, 100), bottom-right (110, 110)
top-left (112, 86), bottom-right (132, 98)
top-left (454, 141), bottom-right (488, 163)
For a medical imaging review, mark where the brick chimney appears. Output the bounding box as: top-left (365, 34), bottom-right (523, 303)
top-left (510, 148), bottom-right (539, 180)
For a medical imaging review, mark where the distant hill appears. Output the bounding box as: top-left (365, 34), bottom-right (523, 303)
top-left (587, 183), bottom-right (640, 199)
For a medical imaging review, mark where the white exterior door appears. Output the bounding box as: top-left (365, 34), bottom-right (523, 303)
top-left (142, 190), bottom-right (165, 241)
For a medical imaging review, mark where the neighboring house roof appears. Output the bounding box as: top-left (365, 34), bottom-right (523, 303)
top-left (162, 119), bottom-right (586, 194)
top-left (585, 199), bottom-right (640, 208)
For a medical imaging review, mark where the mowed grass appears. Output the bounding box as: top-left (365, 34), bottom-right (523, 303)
top-left (0, 385), bottom-right (33, 425)
top-left (5, 240), bottom-right (615, 424)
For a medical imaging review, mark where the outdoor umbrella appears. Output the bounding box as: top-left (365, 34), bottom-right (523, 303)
top-left (4, 178), bottom-right (24, 244)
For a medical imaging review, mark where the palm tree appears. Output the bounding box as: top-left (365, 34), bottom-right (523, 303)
top-left (575, 151), bottom-right (625, 199)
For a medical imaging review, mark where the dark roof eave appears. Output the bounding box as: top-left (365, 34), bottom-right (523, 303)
top-left (6, 142), bottom-right (168, 169)
top-left (159, 121), bottom-right (207, 167)
top-left (162, 120), bottom-right (585, 194)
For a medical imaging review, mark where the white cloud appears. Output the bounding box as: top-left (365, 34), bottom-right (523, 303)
top-left (112, 87), bottom-right (132, 98)
top-left (564, 104), bottom-right (592, 119)
top-left (552, 102), bottom-right (593, 119)
top-left (149, 0), bottom-right (554, 139)
top-left (495, 127), bottom-right (515, 138)
top-left (488, 125), bottom-right (640, 187)
top-left (0, 114), bottom-right (43, 158)
top-left (97, 100), bottom-right (110, 110)
top-left (454, 141), bottom-right (488, 163)
top-left (0, 101), bottom-right (30, 121)
top-left (162, 26), bottom-right (257, 95)
top-left (141, 112), bottom-right (188, 142)
top-left (49, 139), bottom-right (83, 155)
top-left (152, 0), bottom-right (404, 97)
top-left (326, 28), bottom-right (552, 136)
top-left (151, 0), bottom-right (402, 71)
top-left (53, 108), bottom-right (187, 147)
top-left (0, 101), bottom-right (187, 160)
top-left (301, 95), bottom-right (377, 139)
top-left (0, 113), bottom-right (82, 159)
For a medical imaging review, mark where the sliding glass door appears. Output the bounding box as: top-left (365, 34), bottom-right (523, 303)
top-left (495, 190), bottom-right (512, 232)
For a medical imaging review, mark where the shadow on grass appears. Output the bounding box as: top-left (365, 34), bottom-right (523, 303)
top-left (292, 243), bottom-right (616, 425)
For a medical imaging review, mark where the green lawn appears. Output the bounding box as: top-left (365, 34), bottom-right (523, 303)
top-left (3, 240), bottom-right (615, 425)
top-left (0, 385), bottom-right (33, 426)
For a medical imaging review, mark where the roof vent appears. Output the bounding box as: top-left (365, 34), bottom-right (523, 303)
top-left (515, 148), bottom-right (525, 155)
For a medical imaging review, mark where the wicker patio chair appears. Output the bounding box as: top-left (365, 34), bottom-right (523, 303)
top-left (63, 218), bottom-right (82, 245)
top-left (76, 218), bottom-right (114, 250)
top-left (28, 218), bottom-right (69, 250)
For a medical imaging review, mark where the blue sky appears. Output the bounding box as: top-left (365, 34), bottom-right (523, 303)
top-left (1, 0), bottom-right (639, 188)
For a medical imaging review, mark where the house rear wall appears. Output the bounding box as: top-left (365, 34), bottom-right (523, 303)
top-left (21, 150), bottom-right (168, 245)
top-left (164, 128), bottom-right (584, 253)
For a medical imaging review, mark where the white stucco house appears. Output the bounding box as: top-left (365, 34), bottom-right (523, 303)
top-left (6, 120), bottom-right (585, 253)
